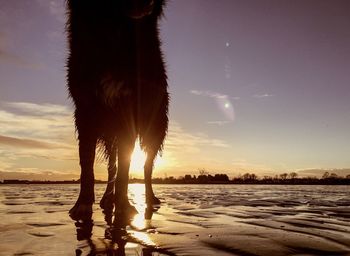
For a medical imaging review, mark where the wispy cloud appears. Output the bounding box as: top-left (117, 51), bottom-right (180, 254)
top-left (0, 101), bottom-right (76, 163)
top-left (0, 49), bottom-right (44, 69)
top-left (3, 101), bottom-right (72, 117)
top-left (0, 135), bottom-right (56, 149)
top-left (35, 0), bottom-right (66, 23)
top-left (151, 120), bottom-right (232, 175)
top-left (190, 90), bottom-right (240, 100)
top-left (0, 31), bottom-right (44, 69)
top-left (230, 159), bottom-right (274, 174)
top-left (207, 121), bottom-right (232, 126)
top-left (296, 168), bottom-right (350, 178)
top-left (166, 121), bottom-right (230, 153)
top-left (0, 169), bottom-right (79, 181)
top-left (253, 93), bottom-right (274, 98)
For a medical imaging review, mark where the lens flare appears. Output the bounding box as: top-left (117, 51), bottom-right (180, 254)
top-left (216, 96), bottom-right (234, 121)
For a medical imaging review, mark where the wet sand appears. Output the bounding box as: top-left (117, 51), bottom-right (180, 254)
top-left (1, 184), bottom-right (350, 255)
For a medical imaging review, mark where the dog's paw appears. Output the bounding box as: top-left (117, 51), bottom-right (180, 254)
top-left (146, 194), bottom-right (161, 206)
top-left (69, 202), bottom-right (93, 221)
top-left (100, 192), bottom-right (114, 212)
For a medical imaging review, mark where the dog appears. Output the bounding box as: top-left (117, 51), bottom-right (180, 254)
top-left (66, 0), bottom-right (168, 221)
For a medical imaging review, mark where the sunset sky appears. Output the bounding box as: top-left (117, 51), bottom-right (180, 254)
top-left (0, 0), bottom-right (350, 180)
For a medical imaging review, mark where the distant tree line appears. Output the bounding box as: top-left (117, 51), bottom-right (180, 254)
top-left (129, 171), bottom-right (350, 185)
top-left (1, 171), bottom-right (350, 185)
top-left (228, 171), bottom-right (350, 185)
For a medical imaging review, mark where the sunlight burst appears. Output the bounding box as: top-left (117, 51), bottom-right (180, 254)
top-left (130, 142), bottom-right (147, 174)
top-left (130, 140), bottom-right (166, 176)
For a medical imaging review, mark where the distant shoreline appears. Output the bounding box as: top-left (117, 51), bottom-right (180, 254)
top-left (1, 179), bottom-right (350, 185)
top-left (2, 172), bottom-right (350, 185)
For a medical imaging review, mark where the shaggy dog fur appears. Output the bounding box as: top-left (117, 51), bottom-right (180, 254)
top-left (66, 0), bottom-right (168, 220)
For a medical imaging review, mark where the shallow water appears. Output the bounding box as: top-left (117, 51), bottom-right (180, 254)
top-left (1, 184), bottom-right (350, 255)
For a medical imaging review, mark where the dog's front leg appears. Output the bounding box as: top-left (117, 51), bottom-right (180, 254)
top-left (69, 122), bottom-right (97, 220)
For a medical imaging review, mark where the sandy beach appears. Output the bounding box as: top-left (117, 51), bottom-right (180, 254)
top-left (1, 184), bottom-right (350, 256)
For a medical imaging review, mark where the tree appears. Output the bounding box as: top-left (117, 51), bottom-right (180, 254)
top-left (184, 175), bottom-right (192, 180)
top-left (242, 173), bottom-right (251, 181)
top-left (242, 173), bottom-right (257, 181)
top-left (329, 173), bottom-right (338, 179)
top-left (289, 172), bottom-right (298, 179)
top-left (199, 169), bottom-right (209, 176)
top-left (250, 173), bottom-right (257, 181)
top-left (280, 173), bottom-right (288, 180)
top-left (322, 171), bottom-right (330, 179)
top-left (197, 174), bottom-right (208, 183)
top-left (214, 174), bottom-right (229, 182)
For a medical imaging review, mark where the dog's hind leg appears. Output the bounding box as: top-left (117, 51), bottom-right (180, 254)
top-left (114, 137), bottom-right (138, 223)
top-left (141, 90), bottom-right (168, 206)
top-left (144, 149), bottom-right (161, 206)
top-left (100, 142), bottom-right (117, 214)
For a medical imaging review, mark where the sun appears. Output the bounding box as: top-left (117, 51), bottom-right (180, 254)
top-left (130, 142), bottom-right (147, 175)
top-left (129, 141), bottom-right (166, 176)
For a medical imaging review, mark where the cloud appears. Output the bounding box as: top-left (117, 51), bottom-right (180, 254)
top-left (296, 168), bottom-right (350, 178)
top-left (3, 101), bottom-right (72, 117)
top-left (0, 32), bottom-right (8, 51)
top-left (0, 26), bottom-right (25, 66)
top-left (0, 101), bottom-right (76, 163)
top-left (166, 121), bottom-right (230, 154)
top-left (0, 135), bottom-right (56, 149)
top-left (35, 0), bottom-right (66, 23)
top-left (0, 102), bottom-right (73, 139)
top-left (47, 30), bottom-right (63, 41)
top-left (253, 93), bottom-right (274, 98)
top-left (207, 121), bottom-right (232, 126)
top-left (229, 159), bottom-right (276, 175)
top-left (190, 90), bottom-right (239, 100)
top-left (0, 49), bottom-right (44, 69)
top-left (150, 120), bottom-right (232, 175)
top-left (0, 101), bottom-right (80, 180)
top-left (34, 0), bottom-right (66, 44)
top-left (0, 31), bottom-right (44, 69)
top-left (190, 90), bottom-right (227, 99)
top-left (0, 169), bottom-right (79, 181)
top-left (0, 101), bottom-right (232, 180)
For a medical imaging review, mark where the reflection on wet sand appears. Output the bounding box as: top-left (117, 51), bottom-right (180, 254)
top-left (74, 184), bottom-right (166, 256)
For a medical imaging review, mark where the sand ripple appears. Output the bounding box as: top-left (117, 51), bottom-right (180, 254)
top-left (0, 184), bottom-right (349, 255)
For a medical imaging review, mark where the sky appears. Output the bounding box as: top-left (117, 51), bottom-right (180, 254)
top-left (0, 0), bottom-right (350, 180)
